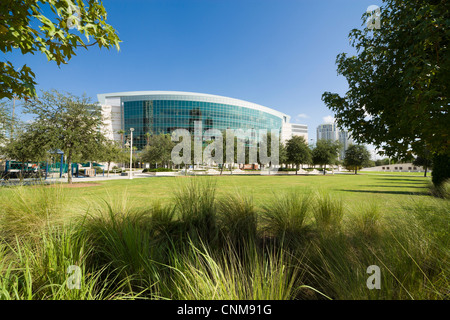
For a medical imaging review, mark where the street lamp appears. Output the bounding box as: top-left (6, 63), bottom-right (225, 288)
top-left (129, 128), bottom-right (134, 179)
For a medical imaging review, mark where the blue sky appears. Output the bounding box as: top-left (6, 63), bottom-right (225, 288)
top-left (8, 0), bottom-right (383, 156)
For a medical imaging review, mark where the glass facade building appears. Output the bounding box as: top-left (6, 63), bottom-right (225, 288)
top-left (98, 91), bottom-right (297, 151)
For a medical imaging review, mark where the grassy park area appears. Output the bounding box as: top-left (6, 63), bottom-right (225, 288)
top-left (61, 173), bottom-right (436, 213)
top-left (0, 173), bottom-right (448, 300)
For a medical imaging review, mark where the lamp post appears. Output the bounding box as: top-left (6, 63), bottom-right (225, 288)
top-left (129, 128), bottom-right (134, 179)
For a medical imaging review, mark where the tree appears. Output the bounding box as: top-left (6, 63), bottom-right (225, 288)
top-left (279, 143), bottom-right (288, 168)
top-left (140, 134), bottom-right (175, 168)
top-left (145, 132), bottom-right (151, 147)
top-left (1, 126), bottom-right (48, 181)
top-left (412, 155), bottom-right (432, 177)
top-left (321, 0), bottom-right (449, 184)
top-left (312, 140), bottom-right (341, 174)
top-left (98, 140), bottom-right (122, 177)
top-left (257, 131), bottom-right (281, 171)
top-left (413, 146), bottom-right (433, 177)
top-left (375, 158), bottom-right (390, 166)
top-left (1, 0), bottom-right (121, 100)
top-left (24, 90), bottom-right (106, 184)
top-left (286, 136), bottom-right (312, 174)
top-left (117, 129), bottom-right (126, 147)
top-left (343, 144), bottom-right (371, 174)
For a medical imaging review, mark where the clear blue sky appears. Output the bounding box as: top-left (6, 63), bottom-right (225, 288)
top-left (8, 0), bottom-right (383, 155)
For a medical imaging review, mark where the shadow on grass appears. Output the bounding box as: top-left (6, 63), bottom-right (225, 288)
top-left (359, 185), bottom-right (428, 189)
top-left (339, 189), bottom-right (429, 196)
top-left (372, 177), bottom-right (429, 183)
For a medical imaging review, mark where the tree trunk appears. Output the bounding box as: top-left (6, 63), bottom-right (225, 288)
top-left (107, 161), bottom-right (111, 177)
top-left (355, 167), bottom-right (357, 174)
top-left (296, 164), bottom-right (298, 175)
top-left (323, 164), bottom-right (326, 175)
top-left (67, 152), bottom-right (72, 184)
top-left (20, 160), bottom-right (25, 183)
top-left (424, 166), bottom-right (427, 177)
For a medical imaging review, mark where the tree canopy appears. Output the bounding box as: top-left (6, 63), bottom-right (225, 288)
top-left (1, 126), bottom-right (48, 180)
top-left (285, 135), bottom-right (311, 174)
top-left (98, 139), bottom-right (123, 177)
top-left (140, 133), bottom-right (175, 168)
top-left (1, 0), bottom-right (121, 100)
top-left (413, 154), bottom-right (433, 177)
top-left (23, 89), bottom-right (106, 183)
top-left (312, 139), bottom-right (341, 173)
top-left (321, 0), bottom-right (449, 159)
top-left (343, 144), bottom-right (371, 174)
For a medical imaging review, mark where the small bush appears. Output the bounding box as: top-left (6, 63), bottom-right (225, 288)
top-left (261, 190), bottom-right (312, 246)
top-left (431, 154), bottom-right (450, 187)
top-left (350, 201), bottom-right (382, 239)
top-left (170, 240), bottom-right (303, 300)
top-left (428, 180), bottom-right (450, 199)
top-left (142, 168), bottom-right (173, 173)
top-left (312, 191), bottom-right (344, 232)
top-left (217, 193), bottom-right (258, 249)
top-left (173, 178), bottom-right (218, 244)
top-left (0, 183), bottom-right (67, 241)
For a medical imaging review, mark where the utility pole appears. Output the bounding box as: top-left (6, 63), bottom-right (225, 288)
top-left (129, 128), bottom-right (134, 179)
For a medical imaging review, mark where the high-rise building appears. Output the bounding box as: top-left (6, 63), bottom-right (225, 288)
top-left (316, 123), bottom-right (353, 160)
top-left (316, 123), bottom-right (339, 141)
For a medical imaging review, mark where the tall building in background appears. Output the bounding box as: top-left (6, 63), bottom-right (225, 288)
top-left (316, 123), bottom-right (339, 141)
top-left (281, 123), bottom-right (308, 143)
top-left (337, 130), bottom-right (353, 160)
top-left (316, 123), bottom-right (353, 160)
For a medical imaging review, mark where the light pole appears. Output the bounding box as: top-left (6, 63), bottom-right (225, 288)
top-left (129, 128), bottom-right (134, 179)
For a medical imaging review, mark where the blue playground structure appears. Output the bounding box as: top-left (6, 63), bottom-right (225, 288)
top-left (1, 148), bottom-right (105, 181)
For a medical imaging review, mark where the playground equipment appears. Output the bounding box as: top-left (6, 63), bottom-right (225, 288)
top-left (1, 147), bottom-right (107, 180)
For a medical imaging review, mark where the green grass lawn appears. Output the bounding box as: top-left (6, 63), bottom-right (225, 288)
top-left (56, 173), bottom-right (434, 214)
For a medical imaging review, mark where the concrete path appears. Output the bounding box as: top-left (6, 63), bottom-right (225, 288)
top-left (0, 172), bottom-right (155, 185)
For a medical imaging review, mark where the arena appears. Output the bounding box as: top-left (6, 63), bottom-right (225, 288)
top-left (98, 91), bottom-right (308, 150)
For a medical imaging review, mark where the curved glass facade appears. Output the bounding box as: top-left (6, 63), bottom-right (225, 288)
top-left (98, 91), bottom-right (293, 151)
top-left (119, 96), bottom-right (284, 150)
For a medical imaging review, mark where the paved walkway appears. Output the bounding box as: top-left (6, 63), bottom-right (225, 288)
top-left (70, 172), bottom-right (153, 182)
top-left (1, 170), bottom-right (361, 186)
top-left (0, 172), bottom-right (154, 185)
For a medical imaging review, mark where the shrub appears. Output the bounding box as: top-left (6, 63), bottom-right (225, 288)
top-left (312, 191), bottom-right (344, 232)
top-left (78, 197), bottom-right (159, 294)
top-left (0, 183), bottom-right (67, 241)
top-left (431, 154), bottom-right (450, 187)
top-left (142, 168), bottom-right (173, 173)
top-left (169, 240), bottom-right (303, 300)
top-left (173, 178), bottom-right (218, 245)
top-left (217, 193), bottom-right (258, 250)
top-left (428, 180), bottom-right (450, 199)
top-left (348, 200), bottom-right (382, 240)
top-left (261, 190), bottom-right (312, 246)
